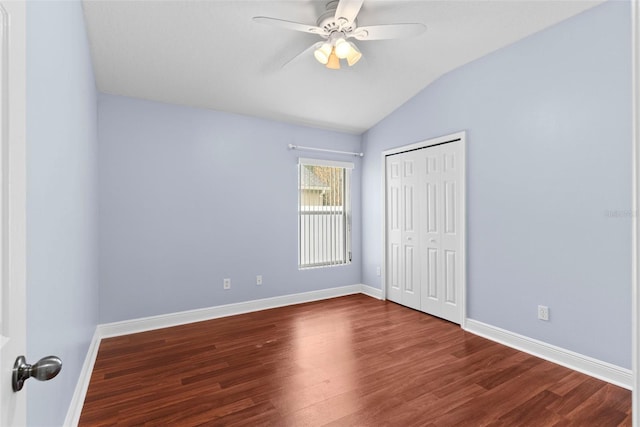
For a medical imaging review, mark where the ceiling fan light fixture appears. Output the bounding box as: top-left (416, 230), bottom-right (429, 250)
top-left (346, 43), bottom-right (362, 66)
top-left (313, 43), bottom-right (332, 64)
top-left (326, 48), bottom-right (341, 69)
top-left (254, 0), bottom-right (427, 71)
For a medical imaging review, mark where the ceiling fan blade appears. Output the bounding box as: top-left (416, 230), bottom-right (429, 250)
top-left (352, 23), bottom-right (426, 41)
top-left (334, 0), bottom-right (364, 25)
top-left (253, 16), bottom-right (328, 36)
top-left (281, 42), bottom-right (323, 69)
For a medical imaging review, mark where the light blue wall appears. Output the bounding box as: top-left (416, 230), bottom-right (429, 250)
top-left (98, 94), bottom-right (362, 323)
top-left (20, 0), bottom-right (632, 423)
top-left (26, 1), bottom-right (98, 426)
top-left (362, 0), bottom-right (632, 368)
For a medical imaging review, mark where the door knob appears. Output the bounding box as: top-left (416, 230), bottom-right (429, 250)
top-left (12, 355), bottom-right (62, 392)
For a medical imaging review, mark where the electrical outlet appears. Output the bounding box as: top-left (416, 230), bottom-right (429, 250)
top-left (256, 275), bottom-right (262, 285)
top-left (537, 305), bottom-right (549, 321)
top-left (376, 266), bottom-right (381, 277)
top-left (223, 278), bottom-right (231, 290)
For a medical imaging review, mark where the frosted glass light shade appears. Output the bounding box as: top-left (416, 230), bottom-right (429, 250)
top-left (334, 38), bottom-right (350, 59)
top-left (326, 48), bottom-right (340, 70)
top-left (313, 43), bottom-right (332, 65)
top-left (346, 43), bottom-right (362, 66)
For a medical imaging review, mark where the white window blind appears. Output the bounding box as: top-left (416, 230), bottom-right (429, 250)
top-left (298, 158), bottom-right (353, 269)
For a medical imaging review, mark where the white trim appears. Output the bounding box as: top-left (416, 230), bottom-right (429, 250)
top-left (632, 0), bottom-right (639, 423)
top-left (465, 319), bottom-right (632, 390)
top-left (380, 131), bottom-right (467, 326)
top-left (63, 329), bottom-right (102, 427)
top-left (380, 148), bottom-right (387, 301)
top-left (360, 284), bottom-right (383, 300)
top-left (459, 135), bottom-right (467, 329)
top-left (383, 131), bottom-right (466, 157)
top-left (99, 285), bottom-right (362, 338)
top-left (0, 2), bottom-right (27, 425)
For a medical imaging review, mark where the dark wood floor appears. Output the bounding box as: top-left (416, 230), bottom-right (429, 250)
top-left (79, 294), bottom-right (631, 426)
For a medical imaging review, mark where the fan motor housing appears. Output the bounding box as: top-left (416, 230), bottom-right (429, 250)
top-left (317, 1), bottom-right (357, 34)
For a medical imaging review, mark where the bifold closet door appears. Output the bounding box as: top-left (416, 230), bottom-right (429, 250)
top-left (420, 141), bottom-right (462, 324)
top-left (386, 150), bottom-right (421, 310)
top-left (386, 140), bottom-right (462, 324)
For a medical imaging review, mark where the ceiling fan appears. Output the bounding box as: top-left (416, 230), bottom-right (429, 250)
top-left (253, 0), bottom-right (426, 70)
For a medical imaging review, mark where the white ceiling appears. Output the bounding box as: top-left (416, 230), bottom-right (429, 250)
top-left (82, 0), bottom-right (603, 134)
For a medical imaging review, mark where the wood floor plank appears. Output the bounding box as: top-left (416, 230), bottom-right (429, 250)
top-left (79, 295), bottom-right (631, 426)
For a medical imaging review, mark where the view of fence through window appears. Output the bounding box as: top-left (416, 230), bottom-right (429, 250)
top-left (298, 161), bottom-right (351, 268)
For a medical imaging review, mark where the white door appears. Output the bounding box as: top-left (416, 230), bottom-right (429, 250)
top-left (385, 138), bottom-right (464, 324)
top-left (386, 151), bottom-right (421, 310)
top-left (419, 141), bottom-right (463, 323)
top-left (0, 2), bottom-right (27, 426)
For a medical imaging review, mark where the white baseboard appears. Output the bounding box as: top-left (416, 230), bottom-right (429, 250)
top-left (63, 328), bottom-right (103, 427)
top-left (360, 284), bottom-right (383, 299)
top-left (464, 319), bottom-right (632, 390)
top-left (99, 284), bottom-right (364, 338)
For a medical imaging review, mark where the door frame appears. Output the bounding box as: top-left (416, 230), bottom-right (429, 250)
top-left (631, 0), bottom-right (639, 424)
top-left (381, 131), bottom-right (467, 328)
top-left (0, 0), bottom-right (27, 425)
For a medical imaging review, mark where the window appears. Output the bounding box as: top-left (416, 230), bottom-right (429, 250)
top-left (298, 158), bottom-right (353, 269)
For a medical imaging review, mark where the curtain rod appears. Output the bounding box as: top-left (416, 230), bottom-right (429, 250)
top-left (288, 144), bottom-right (364, 157)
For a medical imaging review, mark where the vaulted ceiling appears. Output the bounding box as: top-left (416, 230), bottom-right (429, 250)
top-left (82, 0), bottom-right (603, 134)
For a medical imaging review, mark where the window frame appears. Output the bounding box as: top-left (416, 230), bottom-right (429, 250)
top-left (297, 157), bottom-right (353, 270)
